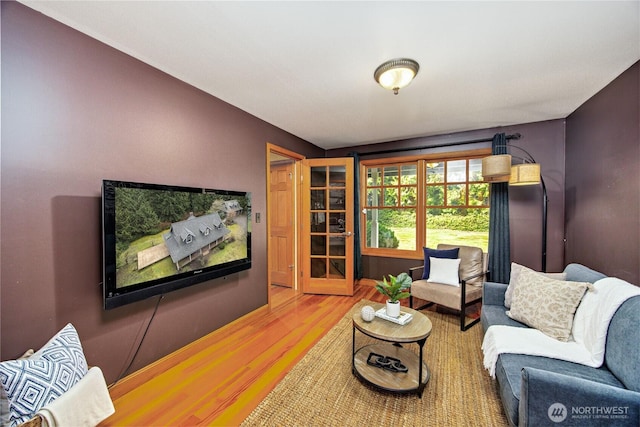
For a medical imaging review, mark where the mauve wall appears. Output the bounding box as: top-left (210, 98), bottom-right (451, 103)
top-left (329, 120), bottom-right (567, 279)
top-left (1, 2), bottom-right (323, 383)
top-left (565, 61), bottom-right (639, 284)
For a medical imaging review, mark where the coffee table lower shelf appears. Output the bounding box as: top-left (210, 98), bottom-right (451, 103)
top-left (353, 343), bottom-right (429, 396)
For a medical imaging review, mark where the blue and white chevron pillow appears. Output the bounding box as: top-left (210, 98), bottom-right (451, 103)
top-left (0, 324), bottom-right (88, 427)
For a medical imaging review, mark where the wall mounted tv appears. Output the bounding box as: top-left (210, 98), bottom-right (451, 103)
top-left (102, 179), bottom-right (251, 310)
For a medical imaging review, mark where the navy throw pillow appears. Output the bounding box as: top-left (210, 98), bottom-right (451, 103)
top-left (422, 247), bottom-right (460, 280)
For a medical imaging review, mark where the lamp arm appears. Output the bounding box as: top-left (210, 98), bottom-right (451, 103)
top-left (492, 144), bottom-right (537, 164)
top-left (490, 143), bottom-right (548, 271)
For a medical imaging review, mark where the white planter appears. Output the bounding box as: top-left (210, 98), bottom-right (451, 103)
top-left (386, 300), bottom-right (401, 318)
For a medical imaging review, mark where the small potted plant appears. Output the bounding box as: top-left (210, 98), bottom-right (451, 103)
top-left (375, 272), bottom-right (412, 318)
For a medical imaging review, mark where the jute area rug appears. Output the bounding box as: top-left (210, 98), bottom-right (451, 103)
top-left (241, 299), bottom-right (509, 427)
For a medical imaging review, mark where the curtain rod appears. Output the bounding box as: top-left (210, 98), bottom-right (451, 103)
top-left (355, 133), bottom-right (521, 157)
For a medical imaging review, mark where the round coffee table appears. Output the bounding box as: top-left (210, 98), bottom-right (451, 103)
top-left (352, 301), bottom-right (432, 397)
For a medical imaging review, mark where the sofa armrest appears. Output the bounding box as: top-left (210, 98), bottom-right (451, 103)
top-left (482, 281), bottom-right (508, 306)
top-left (520, 367), bottom-right (640, 427)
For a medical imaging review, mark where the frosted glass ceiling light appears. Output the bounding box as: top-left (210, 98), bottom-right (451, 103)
top-left (374, 58), bottom-right (419, 95)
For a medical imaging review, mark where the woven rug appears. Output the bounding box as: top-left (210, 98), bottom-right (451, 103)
top-left (241, 299), bottom-right (509, 427)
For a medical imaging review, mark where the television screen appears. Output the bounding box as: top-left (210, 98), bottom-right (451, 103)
top-left (102, 180), bottom-right (251, 309)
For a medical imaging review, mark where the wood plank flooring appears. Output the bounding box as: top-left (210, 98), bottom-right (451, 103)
top-left (100, 283), bottom-right (386, 426)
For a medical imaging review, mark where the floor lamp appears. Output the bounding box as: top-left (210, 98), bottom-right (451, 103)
top-left (482, 146), bottom-right (548, 272)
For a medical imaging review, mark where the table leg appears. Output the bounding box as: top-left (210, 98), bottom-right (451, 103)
top-left (417, 337), bottom-right (427, 397)
top-left (352, 324), bottom-right (356, 374)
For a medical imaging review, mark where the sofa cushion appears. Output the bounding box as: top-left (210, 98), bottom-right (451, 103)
top-left (507, 268), bottom-right (590, 341)
top-left (427, 257), bottom-right (460, 286)
top-left (505, 263), bottom-right (567, 308)
top-left (0, 324), bottom-right (88, 427)
top-left (480, 304), bottom-right (528, 332)
top-left (421, 247), bottom-right (459, 280)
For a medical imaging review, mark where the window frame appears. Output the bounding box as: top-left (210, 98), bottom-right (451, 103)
top-left (360, 148), bottom-right (491, 259)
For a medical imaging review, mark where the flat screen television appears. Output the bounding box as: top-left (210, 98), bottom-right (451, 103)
top-left (102, 179), bottom-right (251, 310)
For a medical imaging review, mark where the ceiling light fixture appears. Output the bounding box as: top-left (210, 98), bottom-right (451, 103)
top-left (374, 58), bottom-right (419, 95)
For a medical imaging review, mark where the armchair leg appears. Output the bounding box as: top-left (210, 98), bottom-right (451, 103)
top-left (461, 315), bottom-right (481, 331)
top-left (414, 296), bottom-right (479, 331)
top-left (459, 279), bottom-right (481, 331)
top-left (460, 305), bottom-right (481, 331)
top-left (411, 296), bottom-right (435, 312)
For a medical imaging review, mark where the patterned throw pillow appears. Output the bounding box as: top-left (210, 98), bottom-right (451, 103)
top-left (1, 350), bottom-right (35, 426)
top-left (505, 263), bottom-right (567, 308)
top-left (0, 324), bottom-right (88, 427)
top-left (507, 268), bottom-right (591, 341)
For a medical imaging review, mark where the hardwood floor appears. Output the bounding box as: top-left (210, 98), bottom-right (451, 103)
top-left (100, 283), bottom-right (386, 426)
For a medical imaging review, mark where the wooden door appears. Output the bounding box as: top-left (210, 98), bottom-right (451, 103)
top-left (302, 158), bottom-right (354, 296)
top-left (269, 161), bottom-right (295, 287)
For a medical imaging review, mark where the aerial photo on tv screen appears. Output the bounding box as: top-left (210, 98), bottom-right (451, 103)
top-left (114, 187), bottom-right (250, 289)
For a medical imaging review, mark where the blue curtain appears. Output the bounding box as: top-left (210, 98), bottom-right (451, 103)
top-left (350, 152), bottom-right (363, 280)
top-left (488, 133), bottom-right (511, 283)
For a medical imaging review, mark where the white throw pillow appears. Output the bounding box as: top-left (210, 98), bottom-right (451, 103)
top-left (506, 268), bottom-right (591, 341)
top-left (427, 257), bottom-right (461, 286)
top-left (505, 263), bottom-right (567, 308)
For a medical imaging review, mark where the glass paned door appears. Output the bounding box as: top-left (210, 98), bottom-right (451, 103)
top-left (302, 158), bottom-right (354, 296)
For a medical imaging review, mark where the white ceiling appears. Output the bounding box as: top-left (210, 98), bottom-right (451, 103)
top-left (20, 1), bottom-right (640, 150)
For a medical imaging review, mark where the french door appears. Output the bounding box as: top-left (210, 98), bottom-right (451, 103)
top-left (302, 158), bottom-right (354, 296)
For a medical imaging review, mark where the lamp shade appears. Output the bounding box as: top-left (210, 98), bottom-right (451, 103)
top-left (482, 154), bottom-right (512, 182)
top-left (509, 163), bottom-right (541, 186)
top-left (374, 58), bottom-right (419, 94)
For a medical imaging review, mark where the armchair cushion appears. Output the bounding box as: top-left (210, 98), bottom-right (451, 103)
top-left (412, 279), bottom-right (483, 311)
top-left (427, 257), bottom-right (461, 286)
top-left (420, 247), bottom-right (459, 279)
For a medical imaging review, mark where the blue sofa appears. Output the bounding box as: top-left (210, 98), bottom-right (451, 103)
top-left (481, 264), bottom-right (640, 426)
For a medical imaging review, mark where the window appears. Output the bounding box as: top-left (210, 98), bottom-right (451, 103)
top-left (362, 152), bottom-right (490, 258)
top-left (365, 163), bottom-right (418, 251)
top-left (424, 158), bottom-right (489, 250)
